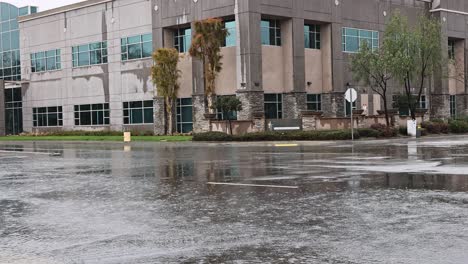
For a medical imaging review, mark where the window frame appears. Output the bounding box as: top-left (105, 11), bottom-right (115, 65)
top-left (176, 98), bottom-right (193, 133)
top-left (33, 106), bottom-right (63, 127)
top-left (261, 19), bottom-right (281, 46)
top-left (304, 24), bottom-right (321, 49)
top-left (72, 41), bottom-right (108, 68)
top-left (450, 95), bottom-right (457, 118)
top-left (264, 93), bottom-right (283, 119)
top-left (31, 49), bottom-right (61, 73)
top-left (74, 103), bottom-right (110, 126)
top-left (222, 20), bottom-right (236, 47)
top-left (342, 27), bottom-right (379, 53)
top-left (123, 100), bottom-right (154, 124)
top-left (174, 28), bottom-right (192, 53)
top-left (307, 94), bottom-right (322, 111)
top-left (121, 33), bottom-right (153, 61)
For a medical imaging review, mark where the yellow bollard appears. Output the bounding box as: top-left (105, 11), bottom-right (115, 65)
top-left (123, 132), bottom-right (131, 142)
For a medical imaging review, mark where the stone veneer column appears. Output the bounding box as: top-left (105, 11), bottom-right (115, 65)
top-left (431, 11), bottom-right (450, 119)
top-left (283, 8), bottom-right (307, 119)
top-left (235, 0), bottom-right (264, 121)
top-left (153, 97), bottom-right (165, 135)
top-left (0, 80), bottom-right (5, 136)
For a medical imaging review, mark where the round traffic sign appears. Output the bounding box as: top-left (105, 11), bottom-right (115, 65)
top-left (345, 88), bottom-right (357, 103)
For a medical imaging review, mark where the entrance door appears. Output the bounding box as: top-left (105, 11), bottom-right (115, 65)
top-left (4, 88), bottom-right (23, 135)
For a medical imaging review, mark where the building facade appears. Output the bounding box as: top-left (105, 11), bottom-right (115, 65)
top-left (0, 0), bottom-right (467, 135)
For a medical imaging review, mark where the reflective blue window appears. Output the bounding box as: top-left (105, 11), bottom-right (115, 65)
top-left (31, 49), bottom-right (61, 72)
top-left (174, 28), bottom-right (191, 53)
top-left (342, 27), bottom-right (379, 53)
top-left (223, 21), bottom-right (236, 47)
top-left (72, 41), bottom-right (108, 67)
top-left (261, 19), bottom-right (281, 46)
top-left (121, 33), bottom-right (152, 61)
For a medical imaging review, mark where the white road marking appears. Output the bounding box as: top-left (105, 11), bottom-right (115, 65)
top-left (207, 182), bottom-right (299, 189)
top-left (0, 150), bottom-right (53, 156)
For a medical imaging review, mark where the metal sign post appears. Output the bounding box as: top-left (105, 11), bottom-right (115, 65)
top-left (345, 87), bottom-right (357, 141)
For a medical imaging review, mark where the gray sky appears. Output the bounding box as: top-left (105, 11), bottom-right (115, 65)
top-left (4, 0), bottom-right (85, 11)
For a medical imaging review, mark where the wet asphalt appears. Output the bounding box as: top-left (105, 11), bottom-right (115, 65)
top-left (1, 136), bottom-right (468, 264)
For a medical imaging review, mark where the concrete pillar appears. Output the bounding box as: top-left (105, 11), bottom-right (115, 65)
top-left (153, 97), bottom-right (165, 135)
top-left (235, 0), bottom-right (263, 120)
top-left (0, 80), bottom-right (5, 136)
top-left (431, 11), bottom-right (450, 119)
top-left (192, 94), bottom-right (212, 133)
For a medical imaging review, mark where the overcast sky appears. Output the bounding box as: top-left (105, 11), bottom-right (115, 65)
top-left (4, 0), bottom-right (85, 11)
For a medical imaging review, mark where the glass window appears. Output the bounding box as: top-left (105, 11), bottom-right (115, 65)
top-left (223, 20), bottom-right (236, 47)
top-left (450, 95), bottom-right (456, 118)
top-left (448, 39), bottom-right (455, 60)
top-left (31, 49), bottom-right (61, 72)
top-left (121, 33), bottom-right (152, 61)
top-left (419, 95), bottom-right (427, 109)
top-left (307, 94), bottom-right (322, 111)
top-left (33, 106), bottom-right (63, 127)
top-left (72, 41), bottom-right (108, 67)
top-left (342, 27), bottom-right (379, 53)
top-left (261, 19), bottom-right (281, 46)
top-left (264, 94), bottom-right (282, 119)
top-left (174, 28), bottom-right (192, 53)
top-left (74, 103), bottom-right (110, 126)
top-left (123, 100), bottom-right (154, 124)
top-left (176, 98), bottom-right (193, 133)
top-left (345, 100), bottom-right (357, 117)
top-left (304, 24), bottom-right (321, 49)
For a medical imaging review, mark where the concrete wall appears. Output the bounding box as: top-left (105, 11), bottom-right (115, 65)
top-left (20, 0), bottom-right (154, 132)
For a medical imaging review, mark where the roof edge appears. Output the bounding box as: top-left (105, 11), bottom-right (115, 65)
top-left (18, 0), bottom-right (113, 23)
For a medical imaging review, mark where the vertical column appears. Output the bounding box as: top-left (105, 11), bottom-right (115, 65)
top-left (235, 0), bottom-right (264, 120)
top-left (431, 11), bottom-right (450, 119)
top-left (322, 1), bottom-right (345, 117)
top-left (283, 12), bottom-right (307, 119)
top-left (152, 0), bottom-right (167, 134)
top-left (0, 80), bottom-right (5, 136)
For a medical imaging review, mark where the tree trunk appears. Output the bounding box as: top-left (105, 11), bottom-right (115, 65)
top-left (166, 97), bottom-right (173, 135)
top-left (382, 94), bottom-right (390, 127)
top-left (228, 119), bottom-right (233, 135)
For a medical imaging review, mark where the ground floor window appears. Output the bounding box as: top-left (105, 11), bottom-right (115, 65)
top-left (33, 106), bottom-right (63, 127)
top-left (345, 100), bottom-right (357, 116)
top-left (392, 94), bottom-right (427, 116)
top-left (4, 88), bottom-right (23, 135)
top-left (216, 95), bottom-right (238, 120)
top-left (264, 94), bottom-right (283, 119)
top-left (176, 98), bottom-right (193, 133)
top-left (74, 103), bottom-right (110, 126)
top-left (450, 95), bottom-right (456, 118)
top-left (307, 94), bottom-right (322, 111)
top-left (123, 100), bottom-right (153, 124)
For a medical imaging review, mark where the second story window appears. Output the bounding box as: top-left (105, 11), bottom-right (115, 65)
top-left (31, 49), bottom-right (61, 72)
top-left (174, 28), bottom-right (192, 53)
top-left (304, 24), bottom-right (321, 49)
top-left (261, 19), bottom-right (281, 46)
top-left (121, 33), bottom-right (152, 61)
top-left (448, 39), bottom-right (455, 60)
top-left (342, 27), bottom-right (379, 53)
top-left (72, 41), bottom-right (108, 67)
top-left (223, 20), bottom-right (236, 47)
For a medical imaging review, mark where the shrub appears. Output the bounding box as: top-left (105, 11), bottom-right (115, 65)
top-left (421, 121), bottom-right (448, 134)
top-left (449, 120), bottom-right (468, 134)
top-left (193, 130), bottom-right (359, 142)
top-left (357, 128), bottom-right (381, 138)
top-left (193, 132), bottom-right (233, 141)
top-left (369, 123), bottom-right (397, 138)
top-left (399, 126), bottom-right (408, 136)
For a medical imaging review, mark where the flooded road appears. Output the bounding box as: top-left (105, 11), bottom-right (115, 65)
top-left (1, 136), bottom-right (468, 263)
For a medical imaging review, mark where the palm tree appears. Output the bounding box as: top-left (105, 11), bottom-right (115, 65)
top-left (189, 18), bottom-right (228, 113)
top-left (151, 48), bottom-right (181, 135)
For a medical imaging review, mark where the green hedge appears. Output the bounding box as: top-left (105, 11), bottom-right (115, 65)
top-left (193, 130), bottom-right (359, 142)
top-left (449, 120), bottom-right (468, 134)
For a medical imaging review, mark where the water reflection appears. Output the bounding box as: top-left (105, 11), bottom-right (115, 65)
top-left (1, 137), bottom-right (468, 263)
